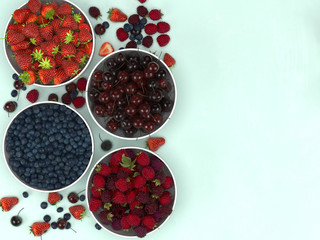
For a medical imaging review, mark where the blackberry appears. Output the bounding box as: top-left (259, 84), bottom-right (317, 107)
top-left (134, 225), bottom-right (147, 238)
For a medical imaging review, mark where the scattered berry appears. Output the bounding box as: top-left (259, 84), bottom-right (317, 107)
top-left (138, 0), bottom-right (147, 3)
top-left (61, 93), bottom-right (72, 105)
top-left (137, 6), bottom-right (148, 17)
top-left (69, 205), bottom-right (86, 220)
top-left (157, 34), bottom-right (170, 47)
top-left (70, 90), bottom-right (78, 100)
top-left (57, 207), bottom-right (63, 213)
top-left (43, 215), bottom-right (51, 222)
top-left (26, 89), bottom-right (39, 103)
top-left (22, 192), bottom-right (29, 198)
top-left (12, 73), bottom-right (19, 80)
top-left (144, 23), bottom-right (157, 35)
top-left (72, 96), bottom-right (85, 108)
top-left (48, 93), bottom-right (58, 101)
top-left (0, 197), bottom-right (19, 212)
top-left (51, 222), bottom-right (57, 229)
top-left (116, 28), bottom-right (129, 42)
top-left (149, 9), bottom-right (162, 20)
top-left (102, 21), bottom-right (110, 29)
top-left (157, 21), bottom-right (170, 33)
top-left (101, 140), bottom-right (112, 151)
top-left (57, 218), bottom-right (67, 229)
top-left (30, 222), bottom-right (50, 236)
top-left (67, 192), bottom-right (79, 203)
top-left (95, 223), bottom-right (102, 230)
top-left (77, 77), bottom-right (87, 92)
top-left (4, 101), bottom-right (17, 113)
top-left (147, 137), bottom-right (165, 151)
top-left (126, 41), bottom-right (137, 48)
top-left (10, 208), bottom-right (24, 227)
top-left (48, 192), bottom-right (61, 205)
top-left (128, 14), bottom-right (140, 25)
top-left (94, 24), bottom-right (106, 35)
top-left (108, 8), bottom-right (127, 22)
top-left (142, 36), bottom-right (153, 48)
top-left (11, 90), bottom-right (18, 97)
top-left (89, 6), bottom-right (102, 19)
top-left (79, 195), bottom-right (85, 201)
top-left (40, 202), bottom-right (48, 209)
top-left (99, 42), bottom-right (114, 57)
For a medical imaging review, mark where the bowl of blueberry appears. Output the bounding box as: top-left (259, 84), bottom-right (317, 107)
top-left (3, 101), bottom-right (94, 192)
top-left (86, 147), bottom-right (177, 238)
top-left (86, 49), bottom-right (177, 140)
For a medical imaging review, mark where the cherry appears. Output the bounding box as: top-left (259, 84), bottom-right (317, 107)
top-left (123, 127), bottom-right (137, 137)
top-left (141, 113), bottom-right (152, 120)
top-left (106, 59), bottom-right (117, 68)
top-left (138, 103), bottom-right (150, 115)
top-left (155, 69), bottom-right (167, 79)
top-left (11, 208), bottom-right (24, 227)
top-left (94, 105), bottom-right (106, 117)
top-left (132, 117), bottom-right (144, 128)
top-left (131, 94), bottom-right (144, 106)
top-left (143, 121), bottom-right (155, 133)
top-left (127, 61), bottom-right (139, 72)
top-left (102, 72), bottom-right (115, 84)
top-left (14, 80), bottom-right (25, 90)
top-left (147, 62), bottom-right (159, 73)
top-left (143, 69), bottom-right (154, 79)
top-left (94, 24), bottom-right (106, 35)
top-left (121, 118), bottom-right (133, 130)
top-left (116, 98), bottom-right (127, 108)
top-left (152, 113), bottom-right (163, 125)
top-left (57, 218), bottom-right (67, 229)
top-left (106, 101), bottom-right (116, 113)
top-left (101, 82), bottom-right (113, 91)
top-left (89, 89), bottom-right (100, 100)
top-left (92, 79), bottom-right (102, 89)
top-left (107, 119), bottom-right (118, 132)
top-left (160, 97), bottom-right (173, 112)
top-left (125, 82), bottom-right (137, 95)
top-left (4, 101), bottom-right (17, 113)
top-left (110, 89), bottom-right (123, 101)
top-left (150, 103), bottom-right (162, 114)
top-left (131, 71), bottom-right (143, 83)
top-left (141, 56), bottom-right (152, 67)
top-left (116, 53), bottom-right (126, 64)
top-left (146, 79), bottom-right (158, 91)
top-left (125, 104), bottom-right (137, 116)
top-left (66, 82), bottom-right (77, 93)
top-left (98, 92), bottom-right (110, 104)
top-left (117, 71), bottom-right (130, 83)
top-left (158, 79), bottom-right (171, 92)
top-left (93, 71), bottom-right (103, 81)
top-left (128, 56), bottom-right (139, 62)
top-left (67, 192), bottom-right (79, 203)
top-left (115, 84), bottom-right (126, 95)
top-left (147, 90), bottom-right (163, 102)
top-left (114, 110), bottom-right (125, 122)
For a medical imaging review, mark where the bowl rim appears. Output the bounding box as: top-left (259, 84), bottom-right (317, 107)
top-left (85, 146), bottom-right (178, 238)
top-left (85, 48), bottom-right (178, 140)
top-left (2, 101), bottom-right (95, 192)
top-left (3, 0), bottom-right (96, 88)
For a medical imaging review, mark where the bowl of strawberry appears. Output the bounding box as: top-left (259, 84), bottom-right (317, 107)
top-left (86, 147), bottom-right (176, 238)
top-left (4, 0), bottom-right (95, 87)
top-left (86, 49), bottom-right (177, 140)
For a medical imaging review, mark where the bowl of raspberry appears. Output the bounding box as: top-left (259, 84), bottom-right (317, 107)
top-left (86, 49), bottom-right (177, 140)
top-left (3, 101), bottom-right (94, 192)
top-left (86, 147), bottom-right (177, 238)
top-left (4, 0), bottom-right (95, 87)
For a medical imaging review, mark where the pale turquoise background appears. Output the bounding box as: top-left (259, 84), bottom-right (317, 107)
top-left (1, 0), bottom-right (320, 239)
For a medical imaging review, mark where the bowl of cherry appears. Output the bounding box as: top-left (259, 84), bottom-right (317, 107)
top-left (86, 49), bottom-right (177, 140)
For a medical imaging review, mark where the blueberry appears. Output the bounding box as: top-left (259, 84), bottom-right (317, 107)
top-left (79, 195), bottom-right (85, 201)
top-left (95, 223), bottom-right (102, 230)
top-left (43, 215), bottom-right (51, 222)
top-left (102, 21), bottom-right (109, 29)
top-left (137, 40), bottom-right (142, 45)
top-left (66, 222), bottom-right (71, 229)
top-left (51, 222), bottom-right (57, 229)
top-left (59, 194), bottom-right (63, 200)
top-left (136, 34), bottom-right (143, 41)
top-left (124, 23), bottom-right (131, 32)
top-left (130, 34), bottom-right (136, 41)
top-left (22, 191), bottom-right (29, 198)
top-left (22, 86), bottom-right (27, 91)
top-left (12, 73), bottom-right (19, 80)
top-left (57, 207), bottom-right (63, 213)
top-left (11, 90), bottom-right (18, 97)
top-left (134, 24), bottom-right (141, 31)
top-left (41, 202), bottom-right (48, 209)
top-left (140, 18), bottom-right (147, 25)
top-left (64, 213), bottom-right (71, 220)
top-left (70, 90), bottom-right (78, 100)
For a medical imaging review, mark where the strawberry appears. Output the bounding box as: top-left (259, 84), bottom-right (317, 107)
top-left (133, 175), bottom-right (146, 189)
top-left (78, 23), bottom-right (91, 32)
top-left (163, 53), bottom-right (175, 67)
top-left (116, 28), bottom-right (129, 42)
top-left (49, 2), bottom-right (59, 12)
top-left (149, 9), bottom-right (163, 20)
top-left (36, 15), bottom-right (49, 25)
top-left (144, 23), bottom-right (157, 35)
top-left (41, 5), bottom-right (55, 20)
top-left (26, 13), bottom-right (38, 23)
top-left (26, 89), bottom-right (39, 103)
top-left (95, 163), bottom-right (111, 177)
top-left (48, 192), bottom-right (61, 205)
top-left (62, 59), bottom-right (79, 77)
top-left (162, 176), bottom-right (173, 189)
top-left (112, 191), bottom-right (126, 205)
top-left (16, 54), bottom-right (32, 70)
top-left (51, 18), bottom-right (62, 33)
top-left (157, 21), bottom-right (170, 33)
top-left (147, 137), bottom-right (165, 151)
top-left (136, 152), bottom-right (150, 166)
top-left (73, 13), bottom-right (85, 24)
top-left (159, 191), bottom-right (172, 206)
top-left (13, 9), bottom-right (30, 23)
top-left (126, 214), bottom-right (141, 227)
top-left (69, 205), bottom-right (86, 220)
top-left (11, 41), bottom-right (29, 52)
top-left (27, 0), bottom-right (41, 13)
top-left (142, 216), bottom-right (156, 229)
top-left (57, 2), bottom-right (73, 16)
top-left (89, 197), bottom-right (101, 212)
top-left (157, 34), bottom-right (170, 47)
top-left (108, 8), bottom-right (127, 22)
top-left (78, 28), bottom-right (92, 43)
top-left (39, 25), bottom-right (53, 41)
top-left (72, 96), bottom-right (85, 108)
top-left (57, 27), bottom-right (74, 44)
top-left (61, 15), bottom-right (78, 30)
top-left (52, 35), bottom-right (60, 45)
top-left (83, 42), bottom-right (93, 55)
top-left (115, 178), bottom-right (128, 192)
top-left (92, 173), bottom-right (105, 189)
top-left (73, 51), bottom-right (87, 66)
top-left (38, 69), bottom-right (57, 84)
top-left (30, 222), bottom-right (50, 236)
top-left (98, 42), bottom-right (114, 57)
top-left (7, 29), bottom-right (25, 45)
top-left (71, 31), bottom-right (79, 46)
top-left (0, 197), bottom-right (18, 211)
top-left (8, 24), bottom-right (24, 33)
top-left (30, 61), bottom-right (40, 72)
top-left (76, 77), bottom-right (87, 92)
top-left (61, 43), bottom-right (76, 58)
top-left (15, 47), bottom-right (34, 55)
top-left (31, 46), bottom-right (44, 61)
top-left (55, 52), bottom-right (63, 66)
top-left (39, 56), bottom-right (56, 69)
top-left (141, 166), bottom-right (155, 180)
top-left (29, 35), bottom-right (44, 46)
top-left (53, 68), bottom-right (68, 85)
top-left (20, 70), bottom-right (36, 85)
top-left (40, 41), bottom-right (59, 56)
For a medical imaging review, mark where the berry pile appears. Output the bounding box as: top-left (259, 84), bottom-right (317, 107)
top-left (60, 79), bottom-right (87, 108)
top-left (87, 51), bottom-right (175, 138)
top-left (5, 103), bottom-right (92, 190)
top-left (6, 0), bottom-right (93, 85)
top-left (88, 148), bottom-right (175, 238)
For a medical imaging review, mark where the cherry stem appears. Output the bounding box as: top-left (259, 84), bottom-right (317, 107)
top-left (76, 189), bottom-right (85, 195)
top-left (17, 207), bottom-right (24, 217)
top-left (71, 227), bottom-right (77, 233)
top-left (98, 133), bottom-right (103, 143)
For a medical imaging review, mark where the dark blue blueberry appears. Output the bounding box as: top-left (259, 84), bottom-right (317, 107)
top-left (43, 215), bottom-right (51, 222)
top-left (57, 207), bottom-right (63, 213)
top-left (140, 18), bottom-right (147, 25)
top-left (70, 90), bottom-right (78, 100)
top-left (95, 223), bottom-right (102, 230)
top-left (124, 23), bottom-right (131, 32)
top-left (51, 222), bottom-right (57, 229)
top-left (64, 213), bottom-right (71, 220)
top-left (12, 73), bottom-right (19, 80)
top-left (136, 34), bottom-right (143, 41)
top-left (79, 195), bottom-right (85, 201)
top-left (40, 202), bottom-right (48, 209)
top-left (22, 86), bottom-right (27, 91)
top-left (22, 191), bottom-right (29, 198)
top-left (66, 222), bottom-right (71, 229)
top-left (130, 34), bottom-right (136, 41)
top-left (134, 24), bottom-right (141, 31)
top-left (102, 21), bottom-right (110, 29)
top-left (11, 90), bottom-right (18, 97)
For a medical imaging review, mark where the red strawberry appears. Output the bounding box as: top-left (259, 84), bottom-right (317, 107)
top-left (159, 191), bottom-right (172, 206)
top-left (30, 61), bottom-right (40, 72)
top-left (48, 192), bottom-right (61, 205)
top-left (149, 9), bottom-right (162, 20)
top-left (157, 21), bottom-right (170, 33)
top-left (108, 8), bottom-right (127, 22)
top-left (76, 77), bottom-right (87, 92)
top-left (11, 41), bottom-right (29, 52)
top-left (52, 35), bottom-right (60, 45)
top-left (30, 35), bottom-right (44, 46)
top-left (61, 43), bottom-right (76, 58)
top-left (62, 59), bottom-right (79, 77)
top-left (162, 176), bottom-right (173, 189)
top-left (115, 178), bottom-right (128, 192)
top-left (54, 52), bottom-right (63, 66)
top-left (39, 25), bottom-right (53, 41)
top-left (73, 13), bottom-right (85, 24)
top-left (98, 42), bottom-right (114, 57)
top-left (126, 41), bottom-right (137, 49)
top-left (8, 24), bottom-right (24, 33)
top-left (36, 15), bottom-right (49, 25)
top-left (126, 214), bottom-right (141, 227)
top-left (142, 216), bottom-right (156, 229)
top-left (69, 205), bottom-right (86, 220)
top-left (71, 31), bottom-right (79, 46)
top-left (89, 197), bottom-right (101, 213)
top-left (78, 23), bottom-right (91, 32)
top-left (7, 29), bottom-right (25, 45)
top-left (30, 222), bottom-right (50, 236)
top-left (13, 9), bottom-right (30, 23)
top-left (116, 28), bottom-right (129, 42)
top-left (141, 166), bottom-right (155, 180)
top-left (39, 56), bottom-right (56, 69)
top-left (92, 174), bottom-right (105, 189)
top-left (49, 2), bottom-right (59, 12)
top-left (16, 54), bottom-right (32, 70)
top-left (26, 13), bottom-right (38, 24)
top-left (40, 41), bottom-right (58, 56)
top-left (133, 175), bottom-right (146, 189)
top-left (79, 28), bottom-right (92, 43)
top-left (147, 137), bottom-right (165, 151)
top-left (41, 5), bottom-right (55, 20)
top-left (163, 53), bottom-right (175, 67)
top-left (95, 163), bottom-right (111, 177)
top-left (31, 46), bottom-right (44, 61)
top-left (157, 34), bottom-right (170, 47)
top-left (144, 23), bottom-right (157, 35)
top-left (57, 2), bottom-right (73, 16)
top-left (72, 96), bottom-right (85, 108)
top-left (57, 28), bottom-right (74, 44)
top-left (136, 152), bottom-right (150, 166)
top-left (83, 42), bottom-right (93, 56)
top-left (112, 191), bottom-right (126, 205)
top-left (51, 18), bottom-right (62, 33)
top-left (38, 69), bottom-right (57, 84)
top-left (73, 51), bottom-right (87, 66)
top-left (53, 68), bottom-right (68, 85)
top-left (0, 197), bottom-right (18, 211)
top-left (26, 89), bottom-right (39, 103)
top-left (27, 0), bottom-right (41, 14)
top-left (61, 15), bottom-right (78, 30)
top-left (20, 70), bottom-right (36, 85)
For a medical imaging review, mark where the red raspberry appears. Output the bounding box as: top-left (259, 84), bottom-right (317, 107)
top-left (89, 197), bottom-right (101, 212)
top-left (126, 190), bottom-right (137, 204)
top-left (126, 214), bottom-right (141, 227)
top-left (128, 14), bottom-right (140, 25)
top-left (159, 191), bottom-right (172, 206)
top-left (116, 28), bottom-right (129, 42)
top-left (142, 36), bottom-right (153, 48)
top-left (141, 166), bottom-right (155, 180)
top-left (101, 190), bottom-right (112, 203)
top-left (77, 77), bottom-right (87, 92)
top-left (92, 174), bottom-right (105, 189)
top-left (126, 41), bottom-right (137, 48)
top-left (110, 149), bottom-right (129, 166)
top-left (136, 152), bottom-right (150, 166)
top-left (138, 0), bottom-right (146, 3)
top-left (133, 175), bottom-right (146, 188)
top-left (148, 9), bottom-right (162, 20)
top-left (91, 186), bottom-right (103, 198)
top-left (72, 96), bottom-right (85, 108)
top-left (26, 89), bottom-right (39, 103)
top-left (137, 6), bottom-right (148, 17)
top-left (115, 177), bottom-right (128, 192)
top-left (112, 191), bottom-right (126, 205)
top-left (121, 216), bottom-right (130, 230)
top-left (157, 34), bottom-right (170, 47)
top-left (144, 23), bottom-right (157, 35)
top-left (162, 176), bottom-right (173, 189)
top-left (96, 163), bottom-right (111, 177)
top-left (142, 216), bottom-right (156, 229)
top-left (129, 200), bottom-right (142, 211)
top-left (157, 21), bottom-right (170, 33)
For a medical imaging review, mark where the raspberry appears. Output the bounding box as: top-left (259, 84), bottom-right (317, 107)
top-left (106, 175), bottom-right (117, 190)
top-left (96, 163), bottom-right (111, 177)
top-left (134, 225), bottom-right (147, 238)
top-left (126, 190), bottom-right (137, 204)
top-left (153, 210), bottom-right (162, 222)
top-left (121, 216), bottom-right (130, 230)
top-left (130, 200), bottom-right (142, 211)
top-left (89, 197), bottom-right (101, 212)
top-left (145, 202), bottom-right (158, 215)
top-left (112, 191), bottom-right (126, 205)
top-left (137, 6), bottom-right (148, 17)
top-left (133, 175), bottom-right (146, 189)
top-left (112, 204), bottom-right (126, 218)
top-left (126, 214), bottom-right (141, 227)
top-left (111, 218), bottom-right (122, 231)
top-left (150, 156), bottom-right (164, 171)
top-left (149, 9), bottom-right (162, 21)
top-left (116, 28), bottom-right (129, 42)
top-left (159, 206), bottom-right (172, 218)
top-left (115, 177), bottom-right (128, 192)
top-left (162, 176), bottom-right (173, 189)
top-left (142, 36), bottom-right (153, 48)
top-left (154, 171), bottom-right (166, 184)
top-left (110, 149), bottom-right (128, 166)
top-left (117, 169), bottom-right (130, 179)
top-left (126, 41), bottom-right (137, 48)
top-left (141, 166), bottom-right (155, 180)
top-left (26, 89), bottom-right (39, 103)
top-left (92, 174), bottom-right (105, 189)
top-left (77, 77), bottom-right (87, 92)
top-left (136, 191), bottom-right (149, 204)
top-left (101, 190), bottom-right (112, 203)
top-left (138, 0), bottom-right (146, 3)
top-left (150, 184), bottom-right (164, 197)
top-left (136, 152), bottom-right (150, 166)
top-left (91, 186), bottom-right (103, 198)
top-left (128, 14), bottom-right (140, 25)
top-left (142, 216), bottom-right (156, 229)
top-left (98, 210), bottom-right (113, 225)
top-left (157, 21), bottom-right (170, 33)
top-left (72, 96), bottom-right (85, 108)
top-left (157, 34), bottom-right (170, 47)
top-left (144, 23), bottom-right (157, 35)
top-left (159, 191), bottom-right (172, 206)
top-left (131, 207), bottom-right (144, 218)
